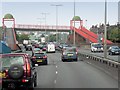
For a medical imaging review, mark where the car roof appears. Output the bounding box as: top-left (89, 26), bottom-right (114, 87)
top-left (64, 46), bottom-right (76, 49)
top-left (0, 53), bottom-right (29, 57)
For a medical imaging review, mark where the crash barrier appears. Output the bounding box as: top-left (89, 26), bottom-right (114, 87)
top-left (78, 52), bottom-right (119, 68)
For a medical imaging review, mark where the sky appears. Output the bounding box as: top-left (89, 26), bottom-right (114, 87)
top-left (0, 0), bottom-right (119, 29)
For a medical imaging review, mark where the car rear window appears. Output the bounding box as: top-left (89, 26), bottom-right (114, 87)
top-left (112, 46), bottom-right (119, 49)
top-left (0, 56), bottom-right (24, 67)
top-left (34, 53), bottom-right (45, 57)
top-left (64, 48), bottom-right (76, 52)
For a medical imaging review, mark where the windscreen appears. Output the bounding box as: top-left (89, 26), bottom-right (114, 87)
top-left (34, 53), bottom-right (45, 57)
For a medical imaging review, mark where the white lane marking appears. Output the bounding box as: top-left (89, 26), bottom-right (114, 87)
top-left (56, 71), bottom-right (58, 74)
top-left (86, 57), bottom-right (89, 59)
top-left (56, 66), bottom-right (58, 68)
top-left (54, 80), bottom-right (57, 84)
top-left (87, 62), bottom-right (91, 64)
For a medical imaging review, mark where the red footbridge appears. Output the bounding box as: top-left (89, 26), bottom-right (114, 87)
top-left (2, 19), bottom-right (112, 50)
top-left (15, 24), bottom-right (112, 44)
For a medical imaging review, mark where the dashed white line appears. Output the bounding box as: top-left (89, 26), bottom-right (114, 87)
top-left (54, 80), bottom-right (57, 84)
top-left (86, 57), bottom-right (89, 59)
top-left (56, 66), bottom-right (58, 68)
top-left (87, 62), bottom-right (91, 64)
top-left (56, 71), bottom-right (58, 74)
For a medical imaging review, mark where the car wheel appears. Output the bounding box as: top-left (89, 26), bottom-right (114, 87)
top-left (34, 74), bottom-right (37, 87)
top-left (28, 81), bottom-right (35, 90)
top-left (74, 58), bottom-right (78, 62)
top-left (8, 64), bottom-right (24, 79)
top-left (110, 52), bottom-right (113, 55)
top-left (44, 60), bottom-right (48, 65)
top-left (62, 59), bottom-right (65, 62)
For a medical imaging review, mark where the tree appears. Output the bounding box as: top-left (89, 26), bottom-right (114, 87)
top-left (16, 34), bottom-right (29, 42)
top-left (108, 27), bottom-right (119, 42)
top-left (49, 34), bottom-right (56, 42)
top-left (0, 27), bottom-right (3, 41)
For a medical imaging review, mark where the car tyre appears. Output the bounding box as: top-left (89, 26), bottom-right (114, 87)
top-left (44, 60), bottom-right (48, 65)
top-left (62, 59), bottom-right (65, 62)
top-left (110, 52), bottom-right (113, 55)
top-left (74, 58), bottom-right (78, 62)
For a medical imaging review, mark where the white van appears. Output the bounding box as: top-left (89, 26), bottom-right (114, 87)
top-left (47, 43), bottom-right (55, 53)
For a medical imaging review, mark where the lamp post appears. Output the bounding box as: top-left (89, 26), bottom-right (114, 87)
top-left (104, 0), bottom-right (107, 59)
top-left (73, 0), bottom-right (76, 46)
top-left (37, 18), bottom-right (44, 25)
top-left (51, 4), bottom-right (62, 43)
top-left (40, 13), bottom-right (49, 35)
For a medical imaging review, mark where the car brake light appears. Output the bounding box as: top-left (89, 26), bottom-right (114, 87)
top-left (22, 79), bottom-right (29, 83)
top-left (76, 52), bottom-right (78, 55)
top-left (63, 52), bottom-right (66, 55)
top-left (43, 56), bottom-right (47, 59)
top-left (32, 56), bottom-right (36, 59)
top-left (26, 63), bottom-right (31, 77)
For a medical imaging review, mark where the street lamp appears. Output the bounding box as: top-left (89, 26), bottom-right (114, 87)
top-left (51, 4), bottom-right (62, 43)
top-left (37, 18), bottom-right (44, 25)
top-left (73, 0), bottom-right (76, 46)
top-left (40, 13), bottom-right (49, 35)
top-left (104, 0), bottom-right (107, 59)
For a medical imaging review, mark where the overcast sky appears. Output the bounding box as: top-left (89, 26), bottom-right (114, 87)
top-left (0, 0), bottom-right (119, 29)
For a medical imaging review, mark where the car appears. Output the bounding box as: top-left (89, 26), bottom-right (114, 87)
top-left (32, 48), bottom-right (42, 53)
top-left (108, 46), bottom-right (120, 55)
top-left (31, 52), bottom-right (48, 65)
top-left (61, 47), bottom-right (78, 62)
top-left (59, 44), bottom-right (71, 49)
top-left (26, 44), bottom-right (32, 51)
top-left (33, 44), bottom-right (39, 48)
top-left (42, 45), bottom-right (47, 51)
top-left (18, 44), bottom-right (26, 53)
top-left (0, 53), bottom-right (37, 89)
top-left (91, 43), bottom-right (103, 52)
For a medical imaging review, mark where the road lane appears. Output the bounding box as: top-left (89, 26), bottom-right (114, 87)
top-left (78, 48), bottom-right (119, 62)
top-left (55, 61), bottom-right (118, 88)
top-left (29, 52), bottom-right (118, 88)
top-left (35, 52), bottom-right (61, 88)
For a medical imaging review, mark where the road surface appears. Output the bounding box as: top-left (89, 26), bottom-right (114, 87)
top-left (31, 52), bottom-right (118, 88)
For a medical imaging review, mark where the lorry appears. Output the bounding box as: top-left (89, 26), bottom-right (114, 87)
top-left (41, 37), bottom-right (45, 43)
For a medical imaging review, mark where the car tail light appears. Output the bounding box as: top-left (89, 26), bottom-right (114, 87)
top-left (26, 63), bottom-right (31, 77)
top-left (63, 52), bottom-right (66, 55)
top-left (22, 79), bottom-right (29, 83)
top-left (76, 48), bottom-right (78, 55)
top-left (32, 56), bottom-right (36, 59)
top-left (76, 52), bottom-right (78, 55)
top-left (5, 69), bottom-right (8, 77)
top-left (43, 56), bottom-right (47, 59)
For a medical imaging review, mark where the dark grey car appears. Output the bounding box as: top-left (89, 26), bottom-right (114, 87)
top-left (61, 47), bottom-right (78, 62)
top-left (108, 46), bottom-right (120, 55)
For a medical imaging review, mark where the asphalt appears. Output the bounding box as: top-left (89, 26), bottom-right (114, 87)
top-left (33, 52), bottom-right (118, 88)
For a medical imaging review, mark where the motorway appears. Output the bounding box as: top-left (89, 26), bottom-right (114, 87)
top-left (78, 48), bottom-right (119, 62)
top-left (26, 51), bottom-right (118, 88)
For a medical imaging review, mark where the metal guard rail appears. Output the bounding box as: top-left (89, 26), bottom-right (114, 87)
top-left (78, 52), bottom-right (119, 68)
